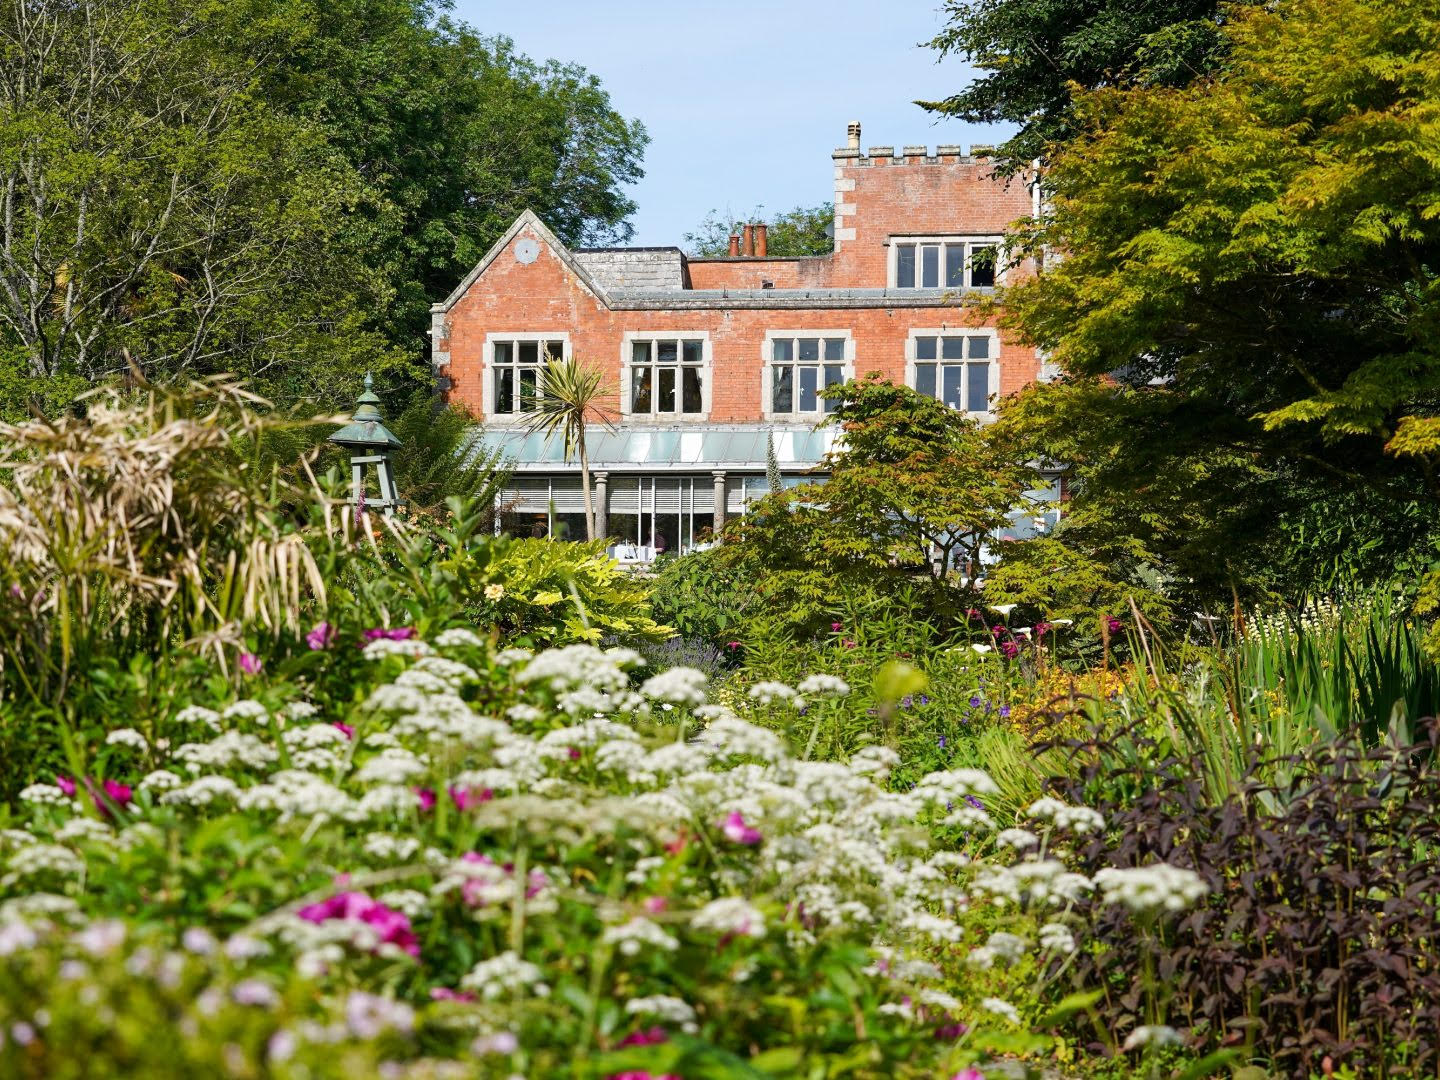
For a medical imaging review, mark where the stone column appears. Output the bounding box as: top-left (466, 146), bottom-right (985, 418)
top-left (593, 471), bottom-right (609, 540)
top-left (712, 470), bottom-right (727, 532)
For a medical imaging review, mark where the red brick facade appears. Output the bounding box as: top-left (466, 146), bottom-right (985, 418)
top-left (432, 134), bottom-right (1044, 423)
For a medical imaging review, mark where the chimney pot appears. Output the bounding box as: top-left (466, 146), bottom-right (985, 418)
top-left (741, 223), bottom-right (754, 257)
top-left (727, 234), bottom-right (740, 257)
top-left (847, 121), bottom-right (861, 151)
top-left (755, 223), bottom-right (768, 257)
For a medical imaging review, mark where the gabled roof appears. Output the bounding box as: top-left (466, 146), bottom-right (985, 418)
top-left (431, 209), bottom-right (609, 312)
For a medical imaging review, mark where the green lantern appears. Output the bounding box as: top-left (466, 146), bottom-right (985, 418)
top-left (329, 372), bottom-right (403, 515)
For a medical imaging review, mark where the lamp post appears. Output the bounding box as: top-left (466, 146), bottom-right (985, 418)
top-left (329, 372), bottom-right (403, 516)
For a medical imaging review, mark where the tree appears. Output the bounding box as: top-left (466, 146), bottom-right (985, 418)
top-left (519, 356), bottom-right (616, 542)
top-left (684, 203), bottom-right (834, 258)
top-left (719, 376), bottom-right (1041, 633)
top-left (250, 4), bottom-right (648, 356)
top-left (992, 0), bottom-right (1440, 605)
top-left (919, 0), bottom-right (1242, 169)
top-left (0, 0), bottom-right (395, 418)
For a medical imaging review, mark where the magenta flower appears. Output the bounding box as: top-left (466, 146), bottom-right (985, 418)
top-left (831, 622), bottom-right (843, 632)
top-left (362, 626), bottom-right (416, 642)
top-left (449, 785), bottom-right (493, 811)
top-left (430, 987), bottom-right (478, 1003)
top-left (643, 896), bottom-right (668, 915)
top-left (1106, 615), bottom-right (1124, 634)
top-left (306, 622), bottom-right (336, 650)
top-left (607, 1074), bottom-right (681, 1080)
top-left (1000, 640), bottom-right (1019, 659)
top-left (413, 787), bottom-right (437, 812)
top-left (332, 721), bottom-right (355, 740)
top-left (721, 810), bottom-right (763, 846)
top-left (238, 652), bottom-right (263, 676)
top-left (55, 775), bottom-right (77, 797)
top-left (950, 1069), bottom-right (984, 1080)
top-left (296, 892), bottom-right (419, 957)
top-left (843, 638), bottom-right (857, 649)
top-left (725, 640), bottom-right (741, 651)
top-left (618, 1027), bottom-right (669, 1047)
top-left (101, 779), bottom-right (133, 808)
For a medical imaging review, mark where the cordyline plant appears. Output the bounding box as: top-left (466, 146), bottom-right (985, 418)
top-left (1044, 721), bottom-right (1440, 1078)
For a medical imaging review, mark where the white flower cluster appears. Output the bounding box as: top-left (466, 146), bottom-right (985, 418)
top-left (640, 666), bottom-right (708, 707)
top-left (796, 673), bottom-right (850, 698)
top-left (1026, 797), bottom-right (1105, 834)
top-left (747, 681), bottom-right (802, 708)
top-left (1094, 864), bottom-right (1209, 915)
top-left (105, 728), bottom-right (148, 751)
top-left (459, 951), bottom-right (550, 1000)
top-left (599, 916), bottom-right (679, 956)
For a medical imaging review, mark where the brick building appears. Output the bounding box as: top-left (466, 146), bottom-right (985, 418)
top-left (431, 122), bottom-right (1053, 557)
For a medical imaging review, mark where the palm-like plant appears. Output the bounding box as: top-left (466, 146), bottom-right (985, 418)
top-left (519, 356), bottom-right (617, 541)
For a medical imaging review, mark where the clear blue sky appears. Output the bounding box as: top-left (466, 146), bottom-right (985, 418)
top-left (453, 0), bottom-right (1013, 247)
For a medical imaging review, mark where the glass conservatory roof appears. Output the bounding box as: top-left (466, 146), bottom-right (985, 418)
top-left (474, 424), bottom-right (837, 471)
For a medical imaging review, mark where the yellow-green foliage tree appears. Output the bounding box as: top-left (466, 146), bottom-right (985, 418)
top-left (995, 0), bottom-right (1440, 605)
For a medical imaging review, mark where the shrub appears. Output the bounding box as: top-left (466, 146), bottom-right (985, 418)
top-left (1050, 724), bottom-right (1440, 1077)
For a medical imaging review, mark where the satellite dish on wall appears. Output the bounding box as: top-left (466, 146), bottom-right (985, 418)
top-left (515, 237), bottom-right (540, 264)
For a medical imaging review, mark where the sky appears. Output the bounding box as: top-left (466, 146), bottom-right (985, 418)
top-left (453, 0), bottom-right (1014, 248)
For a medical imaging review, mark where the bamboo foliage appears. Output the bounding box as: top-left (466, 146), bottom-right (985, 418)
top-left (0, 377), bottom-right (336, 699)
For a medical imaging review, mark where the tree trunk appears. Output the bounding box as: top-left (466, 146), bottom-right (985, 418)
top-left (578, 423), bottom-right (595, 541)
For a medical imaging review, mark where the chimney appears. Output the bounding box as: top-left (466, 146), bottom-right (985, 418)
top-left (727, 234), bottom-right (740, 257)
top-left (754, 223), bottom-right (767, 257)
top-left (741, 223), bottom-right (754, 257)
top-left (847, 121), bottom-right (861, 151)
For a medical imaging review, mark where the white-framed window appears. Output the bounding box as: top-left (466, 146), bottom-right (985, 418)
top-left (764, 331), bottom-right (853, 418)
top-left (891, 237), bottom-right (1002, 290)
top-left (907, 330), bottom-right (997, 414)
top-left (623, 333), bottom-right (710, 418)
top-left (486, 334), bottom-right (568, 417)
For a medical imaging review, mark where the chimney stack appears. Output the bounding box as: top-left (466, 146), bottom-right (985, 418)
top-left (741, 223), bottom-right (754, 257)
top-left (847, 121), bottom-right (861, 151)
top-left (754, 223), bottom-right (768, 257)
top-left (727, 233), bottom-right (740, 257)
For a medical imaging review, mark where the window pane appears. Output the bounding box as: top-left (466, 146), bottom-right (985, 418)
top-left (518, 341), bottom-right (538, 365)
top-left (941, 336), bottom-right (965, 360)
top-left (970, 245), bottom-right (997, 287)
top-left (823, 365), bottom-right (842, 413)
top-left (967, 363), bottom-right (990, 412)
top-left (682, 366), bottom-right (702, 413)
top-left (968, 335), bottom-right (990, 359)
top-left (921, 245), bottom-right (939, 288)
top-left (518, 368), bottom-right (538, 411)
top-left (772, 366), bottom-right (793, 412)
top-left (772, 338), bottom-right (793, 362)
top-left (632, 341), bottom-right (651, 365)
top-left (631, 366), bottom-right (652, 413)
top-left (942, 365), bottom-right (964, 409)
top-left (915, 336), bottom-right (937, 360)
top-left (495, 367), bottom-right (513, 413)
top-left (824, 338), bottom-right (845, 361)
top-left (915, 363), bottom-right (936, 398)
top-left (658, 367), bottom-right (676, 411)
top-left (945, 246), bottom-right (965, 288)
top-left (682, 339), bottom-right (703, 365)
top-left (494, 342), bottom-right (512, 366)
top-left (545, 340), bottom-right (564, 361)
top-left (798, 337), bottom-right (820, 362)
top-left (657, 340), bottom-right (678, 364)
top-left (896, 244), bottom-right (916, 288)
top-left (799, 366), bottom-right (819, 412)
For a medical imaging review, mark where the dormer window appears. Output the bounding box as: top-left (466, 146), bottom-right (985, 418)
top-left (892, 238), bottom-right (1002, 290)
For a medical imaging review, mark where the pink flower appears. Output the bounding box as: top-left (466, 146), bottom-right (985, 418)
top-left (643, 896), bottom-right (668, 915)
top-left (607, 1074), bottom-right (680, 1080)
top-left (296, 892), bottom-right (419, 957)
top-left (831, 622), bottom-right (843, 632)
top-left (55, 775), bottom-right (77, 797)
top-left (1106, 616), bottom-right (1123, 634)
top-left (1000, 640), bottom-right (1019, 659)
top-left (306, 622), bottom-right (335, 650)
top-left (238, 652), bottom-right (262, 676)
top-left (413, 787), bottom-right (437, 811)
top-left (567, 747), bottom-right (581, 760)
top-left (725, 640), bottom-right (741, 651)
top-left (332, 721), bottom-right (355, 740)
top-left (618, 1027), bottom-right (669, 1047)
top-left (430, 987), bottom-right (478, 1002)
top-left (720, 811), bottom-right (762, 846)
top-left (363, 626), bottom-right (415, 642)
top-left (449, 785), bottom-right (493, 811)
top-left (950, 1070), bottom-right (984, 1080)
top-left (843, 638), bottom-right (857, 649)
top-left (101, 779), bottom-right (132, 808)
